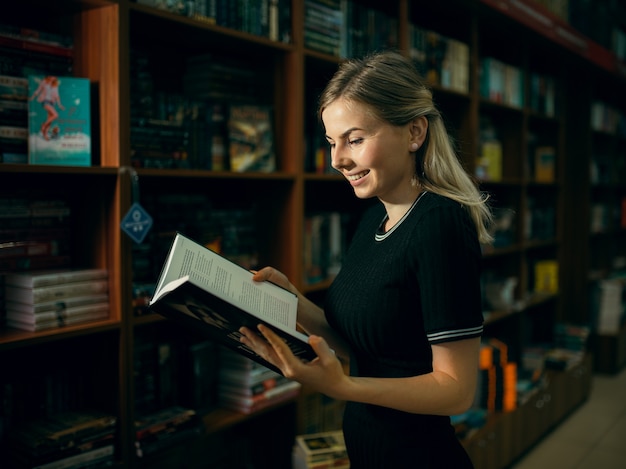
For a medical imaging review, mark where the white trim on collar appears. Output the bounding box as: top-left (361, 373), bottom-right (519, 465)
top-left (375, 191), bottom-right (428, 241)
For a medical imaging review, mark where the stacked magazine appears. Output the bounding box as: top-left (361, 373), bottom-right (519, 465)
top-left (292, 430), bottom-right (349, 469)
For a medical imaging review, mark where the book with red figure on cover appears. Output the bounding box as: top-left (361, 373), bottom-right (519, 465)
top-left (27, 75), bottom-right (91, 166)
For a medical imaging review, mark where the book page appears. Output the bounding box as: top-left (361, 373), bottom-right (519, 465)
top-left (154, 233), bottom-right (297, 330)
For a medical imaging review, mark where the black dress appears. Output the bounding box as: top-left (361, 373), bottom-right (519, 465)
top-left (325, 192), bottom-right (483, 468)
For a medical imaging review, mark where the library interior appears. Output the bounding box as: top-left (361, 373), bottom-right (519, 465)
top-left (0, 0), bottom-right (625, 468)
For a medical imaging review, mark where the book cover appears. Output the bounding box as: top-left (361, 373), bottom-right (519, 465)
top-left (534, 146), bottom-right (556, 182)
top-left (534, 260), bottom-right (558, 294)
top-left (27, 75), bottom-right (91, 166)
top-left (227, 104), bottom-right (276, 172)
top-left (149, 232), bottom-right (317, 375)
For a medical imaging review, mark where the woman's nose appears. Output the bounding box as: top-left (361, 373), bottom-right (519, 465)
top-left (331, 147), bottom-right (349, 171)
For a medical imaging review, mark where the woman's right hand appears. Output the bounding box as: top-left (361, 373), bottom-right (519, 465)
top-left (251, 266), bottom-right (296, 295)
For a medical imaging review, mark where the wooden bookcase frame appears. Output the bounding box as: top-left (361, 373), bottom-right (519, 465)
top-left (1, 1), bottom-right (623, 467)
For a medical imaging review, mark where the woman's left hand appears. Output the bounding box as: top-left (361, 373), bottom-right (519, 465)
top-left (239, 324), bottom-right (348, 398)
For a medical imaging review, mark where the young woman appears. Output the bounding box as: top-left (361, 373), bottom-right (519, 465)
top-left (240, 50), bottom-right (493, 468)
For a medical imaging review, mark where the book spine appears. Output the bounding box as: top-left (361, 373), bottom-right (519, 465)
top-left (5, 268), bottom-right (108, 288)
top-left (5, 302), bottom-right (110, 325)
top-left (5, 279), bottom-right (109, 305)
top-left (0, 35), bottom-right (73, 58)
top-left (6, 308), bottom-right (109, 331)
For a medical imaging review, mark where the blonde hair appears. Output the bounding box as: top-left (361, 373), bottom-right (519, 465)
top-left (318, 50), bottom-right (493, 244)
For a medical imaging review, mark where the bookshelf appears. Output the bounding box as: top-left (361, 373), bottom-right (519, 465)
top-left (585, 67), bottom-right (626, 374)
top-left (0, 1), bottom-right (623, 468)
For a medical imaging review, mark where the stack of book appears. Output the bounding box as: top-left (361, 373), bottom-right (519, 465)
top-left (8, 409), bottom-right (117, 468)
top-left (134, 406), bottom-right (203, 458)
top-left (217, 347), bottom-right (301, 414)
top-left (292, 430), bottom-right (349, 469)
top-left (3, 268), bottom-right (109, 332)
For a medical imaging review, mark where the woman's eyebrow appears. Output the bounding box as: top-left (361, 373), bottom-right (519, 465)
top-left (326, 127), bottom-right (361, 141)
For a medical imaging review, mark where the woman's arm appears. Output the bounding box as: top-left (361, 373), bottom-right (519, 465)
top-left (241, 324), bottom-right (479, 416)
top-left (329, 337), bottom-right (480, 416)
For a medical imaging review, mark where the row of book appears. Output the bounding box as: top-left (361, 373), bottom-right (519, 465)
top-left (303, 212), bottom-right (347, 286)
top-left (282, 15), bottom-right (471, 99)
top-left (528, 72), bottom-right (557, 117)
top-left (1, 193), bottom-right (74, 328)
top-left (0, 193), bottom-right (73, 270)
top-left (132, 332), bottom-right (300, 419)
top-left (475, 121), bottom-right (558, 184)
top-left (479, 57), bottom-right (524, 108)
top-left (590, 99), bottom-right (625, 135)
top-left (7, 409), bottom-right (117, 468)
top-left (590, 200), bottom-right (626, 233)
top-left (134, 405), bottom-right (204, 459)
top-left (130, 49), bottom-right (275, 171)
top-left (136, 0), bottom-right (292, 43)
top-left (1, 23), bottom-right (94, 167)
top-left (303, 0), bottom-right (398, 58)
top-left (409, 25), bottom-right (470, 94)
top-left (134, 329), bottom-right (220, 416)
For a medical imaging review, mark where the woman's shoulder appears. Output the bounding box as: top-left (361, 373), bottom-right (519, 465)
top-left (413, 192), bottom-right (474, 229)
top-left (420, 191), bottom-right (460, 209)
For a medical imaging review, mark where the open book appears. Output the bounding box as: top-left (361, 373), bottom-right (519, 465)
top-left (149, 232), bottom-right (316, 375)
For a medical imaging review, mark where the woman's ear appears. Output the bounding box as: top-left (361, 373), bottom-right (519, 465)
top-left (410, 116), bottom-right (428, 148)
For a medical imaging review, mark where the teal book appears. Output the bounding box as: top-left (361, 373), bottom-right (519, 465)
top-left (27, 75), bottom-right (91, 166)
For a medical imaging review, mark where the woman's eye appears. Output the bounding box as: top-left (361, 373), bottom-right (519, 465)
top-left (348, 138), bottom-right (363, 146)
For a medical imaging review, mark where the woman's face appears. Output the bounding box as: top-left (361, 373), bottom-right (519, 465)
top-left (322, 98), bottom-right (417, 204)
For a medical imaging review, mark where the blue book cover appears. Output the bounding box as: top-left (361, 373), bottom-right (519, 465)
top-left (27, 75), bottom-right (91, 166)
